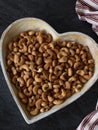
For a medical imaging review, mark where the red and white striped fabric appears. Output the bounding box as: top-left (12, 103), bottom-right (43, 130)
top-left (76, 0), bottom-right (98, 35)
top-left (77, 101), bottom-right (98, 130)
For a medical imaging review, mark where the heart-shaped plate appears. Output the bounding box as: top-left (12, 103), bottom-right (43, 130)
top-left (0, 18), bottom-right (98, 124)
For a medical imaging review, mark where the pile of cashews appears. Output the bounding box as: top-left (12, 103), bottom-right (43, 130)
top-left (7, 30), bottom-right (94, 116)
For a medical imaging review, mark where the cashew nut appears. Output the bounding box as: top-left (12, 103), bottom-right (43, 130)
top-left (53, 99), bottom-right (64, 105)
top-left (30, 108), bottom-right (39, 116)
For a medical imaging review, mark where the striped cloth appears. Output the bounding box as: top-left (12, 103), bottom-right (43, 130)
top-left (77, 102), bottom-right (98, 130)
top-left (76, 0), bottom-right (98, 35)
top-left (76, 0), bottom-right (98, 129)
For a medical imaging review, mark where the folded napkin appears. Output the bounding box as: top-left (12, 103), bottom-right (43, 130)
top-left (76, 0), bottom-right (98, 35)
top-left (76, 0), bottom-right (98, 129)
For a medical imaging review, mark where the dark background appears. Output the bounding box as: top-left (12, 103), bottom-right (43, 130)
top-left (0, 0), bottom-right (98, 130)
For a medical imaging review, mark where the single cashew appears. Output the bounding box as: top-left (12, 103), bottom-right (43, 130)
top-left (28, 44), bottom-right (33, 53)
top-left (76, 84), bottom-right (82, 89)
top-left (88, 59), bottom-right (94, 64)
top-left (68, 68), bottom-right (73, 76)
top-left (17, 77), bottom-right (24, 87)
top-left (23, 88), bottom-right (32, 97)
top-left (29, 62), bottom-right (35, 70)
top-left (66, 90), bottom-right (72, 98)
top-left (52, 60), bottom-right (57, 67)
top-left (44, 58), bottom-right (52, 64)
top-left (59, 57), bottom-right (67, 63)
top-left (37, 35), bottom-right (43, 44)
top-left (37, 68), bottom-right (43, 73)
top-left (43, 52), bottom-right (48, 57)
top-left (76, 48), bottom-right (80, 54)
top-left (7, 59), bottom-right (13, 65)
top-left (23, 74), bottom-right (29, 82)
top-left (61, 47), bottom-right (69, 53)
top-left (42, 92), bottom-right (47, 101)
top-left (80, 50), bottom-right (85, 55)
top-left (36, 57), bottom-right (42, 65)
top-left (81, 53), bottom-right (86, 59)
top-left (28, 54), bottom-right (34, 61)
top-left (41, 101), bottom-right (47, 107)
top-left (8, 42), bottom-right (13, 51)
top-left (26, 78), bottom-right (33, 87)
top-left (38, 89), bottom-right (42, 95)
top-left (65, 81), bottom-right (71, 89)
top-left (34, 74), bottom-right (42, 82)
top-left (30, 108), bottom-right (39, 116)
top-left (72, 86), bottom-right (79, 93)
top-left (68, 59), bottom-right (73, 67)
top-left (20, 64), bottom-right (30, 71)
top-left (53, 84), bottom-right (60, 88)
top-left (11, 67), bottom-right (17, 75)
top-left (68, 76), bottom-right (76, 82)
top-left (19, 44), bottom-right (27, 53)
top-left (28, 85), bottom-right (33, 91)
top-left (28, 98), bottom-right (35, 107)
top-left (49, 102), bottom-right (54, 107)
top-left (76, 70), bottom-right (85, 76)
top-left (70, 49), bottom-right (75, 56)
top-left (53, 88), bottom-right (59, 93)
top-left (42, 84), bottom-right (49, 92)
top-left (79, 76), bottom-right (87, 83)
top-left (48, 95), bottom-right (54, 102)
top-left (53, 99), bottom-right (64, 105)
top-left (13, 47), bottom-right (19, 52)
top-left (47, 49), bottom-right (56, 56)
top-left (35, 43), bottom-right (40, 49)
top-left (24, 35), bottom-right (32, 44)
top-left (58, 89), bottom-right (66, 99)
top-left (49, 74), bottom-right (53, 82)
top-left (32, 50), bottom-right (38, 56)
top-left (59, 79), bottom-right (65, 86)
top-left (28, 31), bottom-right (35, 36)
top-left (49, 66), bottom-right (53, 74)
top-left (48, 42), bottom-right (54, 49)
top-left (82, 46), bottom-right (89, 52)
top-left (66, 42), bottom-right (72, 48)
top-left (83, 71), bottom-right (93, 80)
top-left (44, 105), bottom-right (50, 111)
top-left (20, 32), bottom-right (27, 37)
top-left (12, 75), bottom-right (18, 84)
top-left (46, 34), bottom-right (52, 43)
top-left (21, 98), bottom-right (28, 104)
top-left (53, 93), bottom-right (59, 98)
top-left (35, 99), bottom-right (42, 109)
top-left (74, 62), bottom-right (80, 69)
top-left (47, 82), bottom-right (52, 90)
top-left (75, 55), bottom-right (80, 61)
top-left (44, 63), bottom-right (51, 70)
top-left (40, 108), bottom-right (45, 113)
top-left (39, 44), bottom-right (45, 53)
top-left (18, 91), bottom-right (26, 99)
top-left (42, 70), bottom-right (49, 80)
top-left (61, 89), bottom-right (66, 97)
top-left (14, 54), bottom-right (20, 64)
top-left (26, 105), bottom-right (31, 112)
top-left (33, 85), bottom-right (40, 95)
top-left (54, 65), bottom-right (63, 75)
top-left (53, 48), bottom-right (59, 54)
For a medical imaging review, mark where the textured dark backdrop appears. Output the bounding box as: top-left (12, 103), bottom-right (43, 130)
top-left (0, 0), bottom-right (98, 130)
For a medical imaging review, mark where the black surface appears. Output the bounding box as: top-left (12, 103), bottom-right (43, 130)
top-left (0, 0), bottom-right (98, 130)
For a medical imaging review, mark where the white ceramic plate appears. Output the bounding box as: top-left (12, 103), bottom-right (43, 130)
top-left (0, 18), bottom-right (98, 124)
